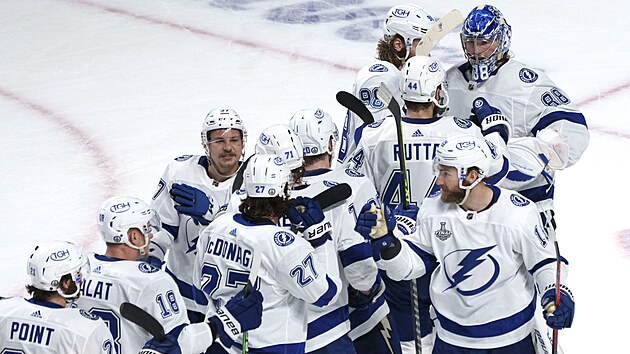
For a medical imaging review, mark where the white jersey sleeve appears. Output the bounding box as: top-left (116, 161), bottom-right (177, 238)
top-left (0, 297), bottom-right (115, 354)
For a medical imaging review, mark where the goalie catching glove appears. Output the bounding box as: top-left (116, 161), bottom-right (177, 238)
top-left (470, 97), bottom-right (511, 143)
top-left (286, 196), bottom-right (332, 247)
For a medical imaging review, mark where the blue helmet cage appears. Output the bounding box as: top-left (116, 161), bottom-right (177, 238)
top-left (460, 5), bottom-right (512, 82)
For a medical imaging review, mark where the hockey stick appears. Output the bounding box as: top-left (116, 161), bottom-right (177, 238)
top-left (415, 9), bottom-right (465, 56)
top-left (311, 182), bottom-right (352, 210)
top-left (242, 242), bottom-right (262, 354)
top-left (336, 91), bottom-right (374, 125)
top-left (232, 154), bottom-right (254, 193)
top-left (545, 223), bottom-right (562, 354)
top-left (120, 302), bottom-right (165, 342)
top-left (376, 82), bottom-right (422, 354)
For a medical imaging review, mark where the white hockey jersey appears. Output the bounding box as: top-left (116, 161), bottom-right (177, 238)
top-left (151, 154), bottom-right (234, 313)
top-left (337, 60), bottom-right (402, 164)
top-left (194, 212), bottom-right (341, 353)
top-left (296, 168), bottom-right (385, 347)
top-left (76, 253), bottom-right (213, 354)
top-left (347, 115), bottom-right (507, 210)
top-left (0, 297), bottom-right (114, 354)
top-left (379, 186), bottom-right (568, 349)
top-left (446, 59), bottom-right (590, 208)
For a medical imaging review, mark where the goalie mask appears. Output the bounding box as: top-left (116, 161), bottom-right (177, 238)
top-left (27, 241), bottom-right (87, 302)
top-left (353, 61), bottom-right (404, 121)
top-left (201, 108), bottom-right (248, 159)
top-left (383, 4), bottom-right (435, 53)
top-left (402, 55), bottom-right (449, 110)
top-left (244, 154), bottom-right (291, 198)
top-left (289, 108), bottom-right (338, 157)
top-left (97, 196), bottom-right (161, 256)
top-left (433, 135), bottom-right (497, 191)
top-left (255, 124), bottom-right (304, 171)
top-left (461, 5), bottom-right (512, 82)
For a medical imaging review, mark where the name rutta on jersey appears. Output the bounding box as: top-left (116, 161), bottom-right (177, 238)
top-left (393, 142), bottom-right (441, 161)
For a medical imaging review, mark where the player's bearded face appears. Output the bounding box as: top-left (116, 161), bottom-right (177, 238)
top-left (436, 165), bottom-right (466, 204)
top-left (207, 129), bottom-right (244, 175)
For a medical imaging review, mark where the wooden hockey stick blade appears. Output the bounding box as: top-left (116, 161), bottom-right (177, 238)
top-left (313, 183), bottom-right (352, 210)
top-left (232, 154), bottom-right (254, 193)
top-left (336, 91), bottom-right (374, 125)
top-left (120, 302), bottom-right (165, 341)
top-left (415, 9), bottom-right (464, 56)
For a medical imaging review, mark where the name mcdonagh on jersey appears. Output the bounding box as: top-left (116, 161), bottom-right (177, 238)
top-left (205, 236), bottom-right (253, 268)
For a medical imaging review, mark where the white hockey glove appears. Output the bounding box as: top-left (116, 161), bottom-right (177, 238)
top-left (286, 197), bottom-right (332, 247)
top-left (470, 97), bottom-right (511, 143)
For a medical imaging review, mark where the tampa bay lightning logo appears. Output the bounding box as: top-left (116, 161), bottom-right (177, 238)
top-left (428, 61), bottom-right (439, 72)
top-left (273, 156), bottom-right (283, 166)
top-left (453, 117), bottom-right (472, 129)
top-left (534, 225), bottom-right (548, 247)
top-left (510, 194), bottom-right (530, 206)
top-left (519, 68), bottom-right (539, 83)
top-left (485, 140), bottom-right (498, 159)
top-left (236, 188), bottom-right (247, 195)
top-left (175, 155), bottom-right (193, 161)
top-left (259, 133), bottom-right (270, 145)
top-left (369, 63), bottom-right (388, 73)
top-left (443, 245), bottom-right (500, 296)
top-left (138, 262), bottom-right (160, 274)
top-left (323, 180), bottom-right (338, 187)
top-left (274, 231), bottom-right (294, 247)
top-left (79, 309), bottom-right (100, 321)
top-left (368, 118), bottom-right (384, 128)
top-left (344, 168), bottom-right (365, 178)
top-left (314, 108), bottom-right (324, 119)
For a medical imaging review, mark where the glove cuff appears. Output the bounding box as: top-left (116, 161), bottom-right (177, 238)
top-left (208, 306), bottom-right (242, 341)
top-left (139, 350), bottom-right (161, 354)
top-left (541, 283), bottom-right (574, 307)
top-left (302, 220), bottom-right (332, 242)
top-left (380, 237), bottom-right (402, 260)
top-left (395, 215), bottom-right (416, 235)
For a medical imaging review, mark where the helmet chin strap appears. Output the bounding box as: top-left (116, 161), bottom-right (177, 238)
top-left (125, 234), bottom-right (149, 257)
top-left (457, 176), bottom-right (484, 206)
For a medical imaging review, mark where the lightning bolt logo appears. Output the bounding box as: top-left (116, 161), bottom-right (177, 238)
top-left (379, 316), bottom-right (395, 354)
top-left (443, 245), bottom-right (500, 296)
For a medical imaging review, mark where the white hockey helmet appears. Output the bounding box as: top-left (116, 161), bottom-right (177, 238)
top-left (255, 124), bottom-right (304, 171)
top-left (383, 4), bottom-right (435, 50)
top-left (402, 55), bottom-right (449, 109)
top-left (433, 135), bottom-right (498, 189)
top-left (97, 196), bottom-right (161, 256)
top-left (27, 241), bottom-right (87, 299)
top-left (353, 61), bottom-right (404, 120)
top-left (244, 154), bottom-right (291, 198)
top-left (201, 108), bottom-right (248, 146)
top-left (289, 108), bottom-right (339, 157)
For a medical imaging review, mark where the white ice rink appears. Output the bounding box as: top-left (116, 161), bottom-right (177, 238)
top-left (1, 0), bottom-right (629, 352)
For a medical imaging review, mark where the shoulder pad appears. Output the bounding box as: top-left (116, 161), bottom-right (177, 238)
top-left (79, 309), bottom-right (100, 321)
top-left (138, 262), bottom-right (161, 274)
top-left (174, 155), bottom-right (193, 162)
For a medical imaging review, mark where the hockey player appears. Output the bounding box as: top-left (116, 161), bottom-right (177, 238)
top-left (194, 154), bottom-right (341, 354)
top-left (149, 108), bottom-right (247, 322)
top-left (254, 124), bottom-right (305, 187)
top-left (76, 196), bottom-right (263, 354)
top-left (446, 5), bottom-right (590, 235)
top-left (346, 54), bottom-right (508, 353)
top-left (0, 241), bottom-right (115, 353)
top-left (357, 135), bottom-right (575, 353)
top-left (289, 108), bottom-right (400, 354)
top-left (338, 4), bottom-right (435, 164)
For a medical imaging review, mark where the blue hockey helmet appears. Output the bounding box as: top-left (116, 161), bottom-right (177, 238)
top-left (460, 5), bottom-right (512, 82)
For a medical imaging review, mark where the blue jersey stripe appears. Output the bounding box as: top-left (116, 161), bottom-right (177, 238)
top-left (312, 276), bottom-right (338, 308)
top-left (307, 305), bottom-right (350, 339)
top-left (339, 242), bottom-right (372, 267)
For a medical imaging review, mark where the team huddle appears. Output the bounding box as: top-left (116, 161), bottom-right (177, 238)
top-left (0, 3), bottom-right (589, 354)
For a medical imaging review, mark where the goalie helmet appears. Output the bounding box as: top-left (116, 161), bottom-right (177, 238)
top-left (255, 124), bottom-right (304, 171)
top-left (460, 5), bottom-right (512, 82)
top-left (383, 4), bottom-right (435, 51)
top-left (97, 196), bottom-right (161, 255)
top-left (289, 108), bottom-right (339, 157)
top-left (244, 154), bottom-right (291, 198)
top-left (433, 135), bottom-right (498, 189)
top-left (402, 55), bottom-right (449, 109)
top-left (353, 61), bottom-right (404, 121)
top-left (27, 241), bottom-right (87, 294)
top-left (201, 108), bottom-right (248, 145)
